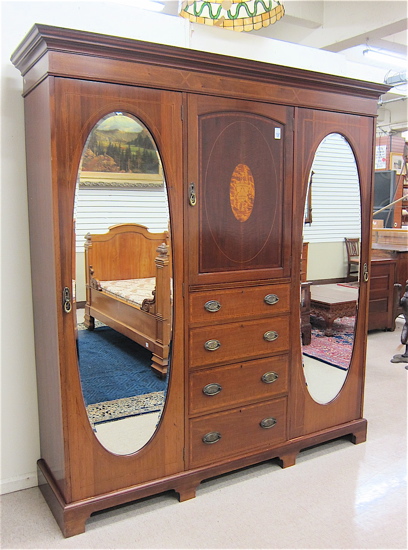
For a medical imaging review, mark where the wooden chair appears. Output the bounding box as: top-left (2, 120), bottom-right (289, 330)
top-left (344, 237), bottom-right (360, 281)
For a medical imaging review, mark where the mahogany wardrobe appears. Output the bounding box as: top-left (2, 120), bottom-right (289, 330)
top-left (11, 24), bottom-right (388, 537)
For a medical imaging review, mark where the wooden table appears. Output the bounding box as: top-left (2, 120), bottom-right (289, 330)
top-left (310, 284), bottom-right (358, 336)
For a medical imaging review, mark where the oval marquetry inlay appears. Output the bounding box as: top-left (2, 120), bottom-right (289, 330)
top-left (229, 163), bottom-right (255, 222)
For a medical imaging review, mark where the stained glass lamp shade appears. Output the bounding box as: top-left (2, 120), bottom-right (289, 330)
top-left (179, 0), bottom-right (285, 32)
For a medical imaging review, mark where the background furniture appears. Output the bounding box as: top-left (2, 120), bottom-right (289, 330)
top-left (372, 228), bottom-right (408, 320)
top-left (301, 282), bottom-right (312, 345)
top-left (344, 237), bottom-right (360, 281)
top-left (301, 242), bottom-right (309, 282)
top-left (375, 135), bottom-right (406, 228)
top-left (373, 170), bottom-right (399, 228)
top-left (11, 25), bottom-right (386, 537)
top-left (368, 258), bottom-right (398, 331)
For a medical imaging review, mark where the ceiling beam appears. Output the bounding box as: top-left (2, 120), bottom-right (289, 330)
top-left (322, 19), bottom-right (408, 53)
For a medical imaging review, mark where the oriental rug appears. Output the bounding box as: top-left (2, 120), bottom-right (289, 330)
top-left (86, 392), bottom-right (165, 425)
top-left (302, 316), bottom-right (355, 371)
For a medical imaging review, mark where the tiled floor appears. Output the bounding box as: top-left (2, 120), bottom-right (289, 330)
top-left (1, 320), bottom-right (406, 548)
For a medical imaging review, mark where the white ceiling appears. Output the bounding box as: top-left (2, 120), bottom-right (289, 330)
top-left (161, 1), bottom-right (407, 73)
top-left (157, 1), bottom-right (407, 133)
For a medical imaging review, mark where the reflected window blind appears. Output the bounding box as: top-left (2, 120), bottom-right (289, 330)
top-left (303, 133), bottom-right (360, 243)
top-left (74, 186), bottom-right (169, 252)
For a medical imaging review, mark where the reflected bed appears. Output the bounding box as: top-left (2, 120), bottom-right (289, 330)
top-left (84, 223), bottom-right (171, 376)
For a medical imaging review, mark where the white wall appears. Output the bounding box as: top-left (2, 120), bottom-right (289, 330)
top-left (0, 1), bottom-right (386, 494)
top-left (307, 242), bottom-right (346, 281)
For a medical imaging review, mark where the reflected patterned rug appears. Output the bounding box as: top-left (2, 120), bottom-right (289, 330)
top-left (77, 323), bottom-right (167, 424)
top-left (302, 316), bottom-right (355, 371)
top-left (86, 392), bottom-right (165, 425)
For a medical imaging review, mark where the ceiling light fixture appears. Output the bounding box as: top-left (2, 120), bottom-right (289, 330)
top-left (363, 47), bottom-right (406, 69)
top-left (178, 0), bottom-right (285, 32)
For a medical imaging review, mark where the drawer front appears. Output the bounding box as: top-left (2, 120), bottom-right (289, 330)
top-left (189, 398), bottom-right (287, 468)
top-left (189, 355), bottom-right (288, 416)
top-left (189, 316), bottom-right (289, 368)
top-left (189, 284), bottom-right (290, 325)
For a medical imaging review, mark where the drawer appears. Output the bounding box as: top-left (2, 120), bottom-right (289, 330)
top-left (189, 283), bottom-right (290, 325)
top-left (189, 397), bottom-right (287, 468)
top-left (189, 315), bottom-right (289, 368)
top-left (189, 355), bottom-right (288, 416)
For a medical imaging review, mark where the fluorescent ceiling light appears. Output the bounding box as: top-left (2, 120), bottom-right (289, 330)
top-left (363, 48), bottom-right (406, 69)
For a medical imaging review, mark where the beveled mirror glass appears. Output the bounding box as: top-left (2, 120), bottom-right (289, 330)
top-left (301, 133), bottom-right (360, 404)
top-left (74, 112), bottom-right (171, 454)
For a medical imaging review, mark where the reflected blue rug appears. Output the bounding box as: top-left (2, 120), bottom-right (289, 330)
top-left (77, 326), bottom-right (167, 406)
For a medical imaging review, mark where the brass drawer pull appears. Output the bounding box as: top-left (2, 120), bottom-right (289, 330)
top-left (204, 300), bottom-right (221, 312)
top-left (264, 293), bottom-right (279, 305)
top-left (204, 339), bottom-right (221, 351)
top-left (202, 431), bottom-right (222, 444)
top-left (260, 417), bottom-right (277, 429)
top-left (263, 331), bottom-right (278, 342)
top-left (261, 371), bottom-right (279, 384)
top-left (203, 383), bottom-right (222, 396)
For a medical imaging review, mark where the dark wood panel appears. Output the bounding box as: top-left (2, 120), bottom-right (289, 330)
top-left (369, 299), bottom-right (389, 313)
top-left (24, 78), bottom-right (68, 499)
top-left (200, 112), bottom-right (284, 273)
top-left (187, 95), bottom-right (293, 285)
top-left (368, 259), bottom-right (397, 331)
top-left (372, 248), bottom-right (408, 291)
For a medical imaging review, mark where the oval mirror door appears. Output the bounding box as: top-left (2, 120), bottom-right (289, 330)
top-left (74, 112), bottom-right (171, 454)
top-left (301, 133), bottom-right (360, 404)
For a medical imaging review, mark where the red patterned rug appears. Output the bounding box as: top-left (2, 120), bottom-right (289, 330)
top-left (303, 317), bottom-right (355, 371)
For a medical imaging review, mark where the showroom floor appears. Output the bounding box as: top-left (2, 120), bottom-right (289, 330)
top-left (1, 319), bottom-right (406, 549)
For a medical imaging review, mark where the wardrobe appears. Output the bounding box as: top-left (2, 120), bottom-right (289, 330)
top-left (11, 24), bottom-right (388, 537)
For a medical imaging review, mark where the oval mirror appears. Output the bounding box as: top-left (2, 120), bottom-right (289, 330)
top-left (74, 112), bottom-right (171, 454)
top-left (301, 133), bottom-right (360, 404)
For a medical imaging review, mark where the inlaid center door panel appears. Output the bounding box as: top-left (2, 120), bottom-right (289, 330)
top-left (187, 95), bottom-right (294, 285)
